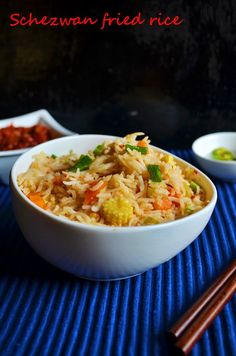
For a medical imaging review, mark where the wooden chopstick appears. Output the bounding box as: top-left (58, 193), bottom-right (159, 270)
top-left (168, 259), bottom-right (236, 354)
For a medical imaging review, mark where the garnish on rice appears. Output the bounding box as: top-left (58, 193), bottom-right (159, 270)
top-left (17, 133), bottom-right (207, 226)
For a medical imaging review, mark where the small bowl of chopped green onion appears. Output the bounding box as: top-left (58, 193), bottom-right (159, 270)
top-left (192, 132), bottom-right (236, 181)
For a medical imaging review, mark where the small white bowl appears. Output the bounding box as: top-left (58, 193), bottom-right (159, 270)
top-left (192, 132), bottom-right (236, 181)
top-left (10, 135), bottom-right (217, 281)
top-left (0, 109), bottom-right (75, 184)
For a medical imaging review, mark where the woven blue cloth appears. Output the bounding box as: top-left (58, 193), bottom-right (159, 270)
top-left (0, 150), bottom-right (235, 356)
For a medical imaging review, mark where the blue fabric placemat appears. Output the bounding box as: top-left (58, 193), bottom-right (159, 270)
top-left (0, 150), bottom-right (235, 356)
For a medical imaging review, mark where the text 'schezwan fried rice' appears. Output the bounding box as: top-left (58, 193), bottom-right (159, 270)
top-left (18, 133), bottom-right (207, 227)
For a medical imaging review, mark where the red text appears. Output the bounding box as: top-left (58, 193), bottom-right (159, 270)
top-left (9, 13), bottom-right (98, 27)
top-left (149, 13), bottom-right (184, 26)
top-left (100, 12), bottom-right (145, 30)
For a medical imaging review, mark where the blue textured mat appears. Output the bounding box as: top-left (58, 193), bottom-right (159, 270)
top-left (0, 150), bottom-right (235, 356)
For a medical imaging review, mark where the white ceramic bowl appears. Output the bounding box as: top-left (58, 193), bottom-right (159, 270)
top-left (0, 109), bottom-right (75, 184)
top-left (10, 135), bottom-right (217, 281)
top-left (192, 132), bottom-right (236, 181)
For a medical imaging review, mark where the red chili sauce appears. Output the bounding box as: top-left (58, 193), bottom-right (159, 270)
top-left (0, 124), bottom-right (58, 151)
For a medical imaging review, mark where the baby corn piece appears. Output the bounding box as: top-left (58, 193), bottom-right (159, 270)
top-left (102, 196), bottom-right (133, 226)
top-left (163, 155), bottom-right (175, 166)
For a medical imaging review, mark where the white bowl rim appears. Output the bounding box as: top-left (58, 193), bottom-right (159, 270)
top-left (0, 109), bottom-right (75, 158)
top-left (192, 132), bottom-right (236, 165)
top-left (11, 134), bottom-right (217, 233)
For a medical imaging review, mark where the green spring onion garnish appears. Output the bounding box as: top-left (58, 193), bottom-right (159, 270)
top-left (190, 181), bottom-right (200, 194)
top-left (69, 155), bottom-right (93, 172)
top-left (147, 165), bottom-right (162, 182)
top-left (126, 144), bottom-right (148, 155)
top-left (93, 143), bottom-right (105, 156)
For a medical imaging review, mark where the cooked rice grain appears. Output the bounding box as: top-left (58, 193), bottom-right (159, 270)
top-left (18, 133), bottom-right (207, 226)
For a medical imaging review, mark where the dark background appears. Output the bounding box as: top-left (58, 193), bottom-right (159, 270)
top-left (0, 1), bottom-right (235, 148)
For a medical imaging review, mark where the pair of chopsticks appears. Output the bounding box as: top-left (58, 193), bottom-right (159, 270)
top-left (168, 259), bottom-right (236, 355)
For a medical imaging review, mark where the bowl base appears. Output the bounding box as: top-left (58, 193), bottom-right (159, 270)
top-left (73, 270), bottom-right (145, 282)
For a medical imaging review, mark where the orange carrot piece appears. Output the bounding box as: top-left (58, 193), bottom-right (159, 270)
top-left (153, 197), bottom-right (172, 210)
top-left (84, 181), bottom-right (107, 205)
top-left (27, 192), bottom-right (47, 209)
top-left (137, 140), bottom-right (148, 148)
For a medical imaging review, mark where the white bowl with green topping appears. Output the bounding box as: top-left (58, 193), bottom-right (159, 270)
top-left (192, 132), bottom-right (236, 181)
top-left (10, 134), bottom-right (217, 281)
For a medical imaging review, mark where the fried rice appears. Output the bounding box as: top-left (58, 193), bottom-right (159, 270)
top-left (17, 132), bottom-right (207, 226)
